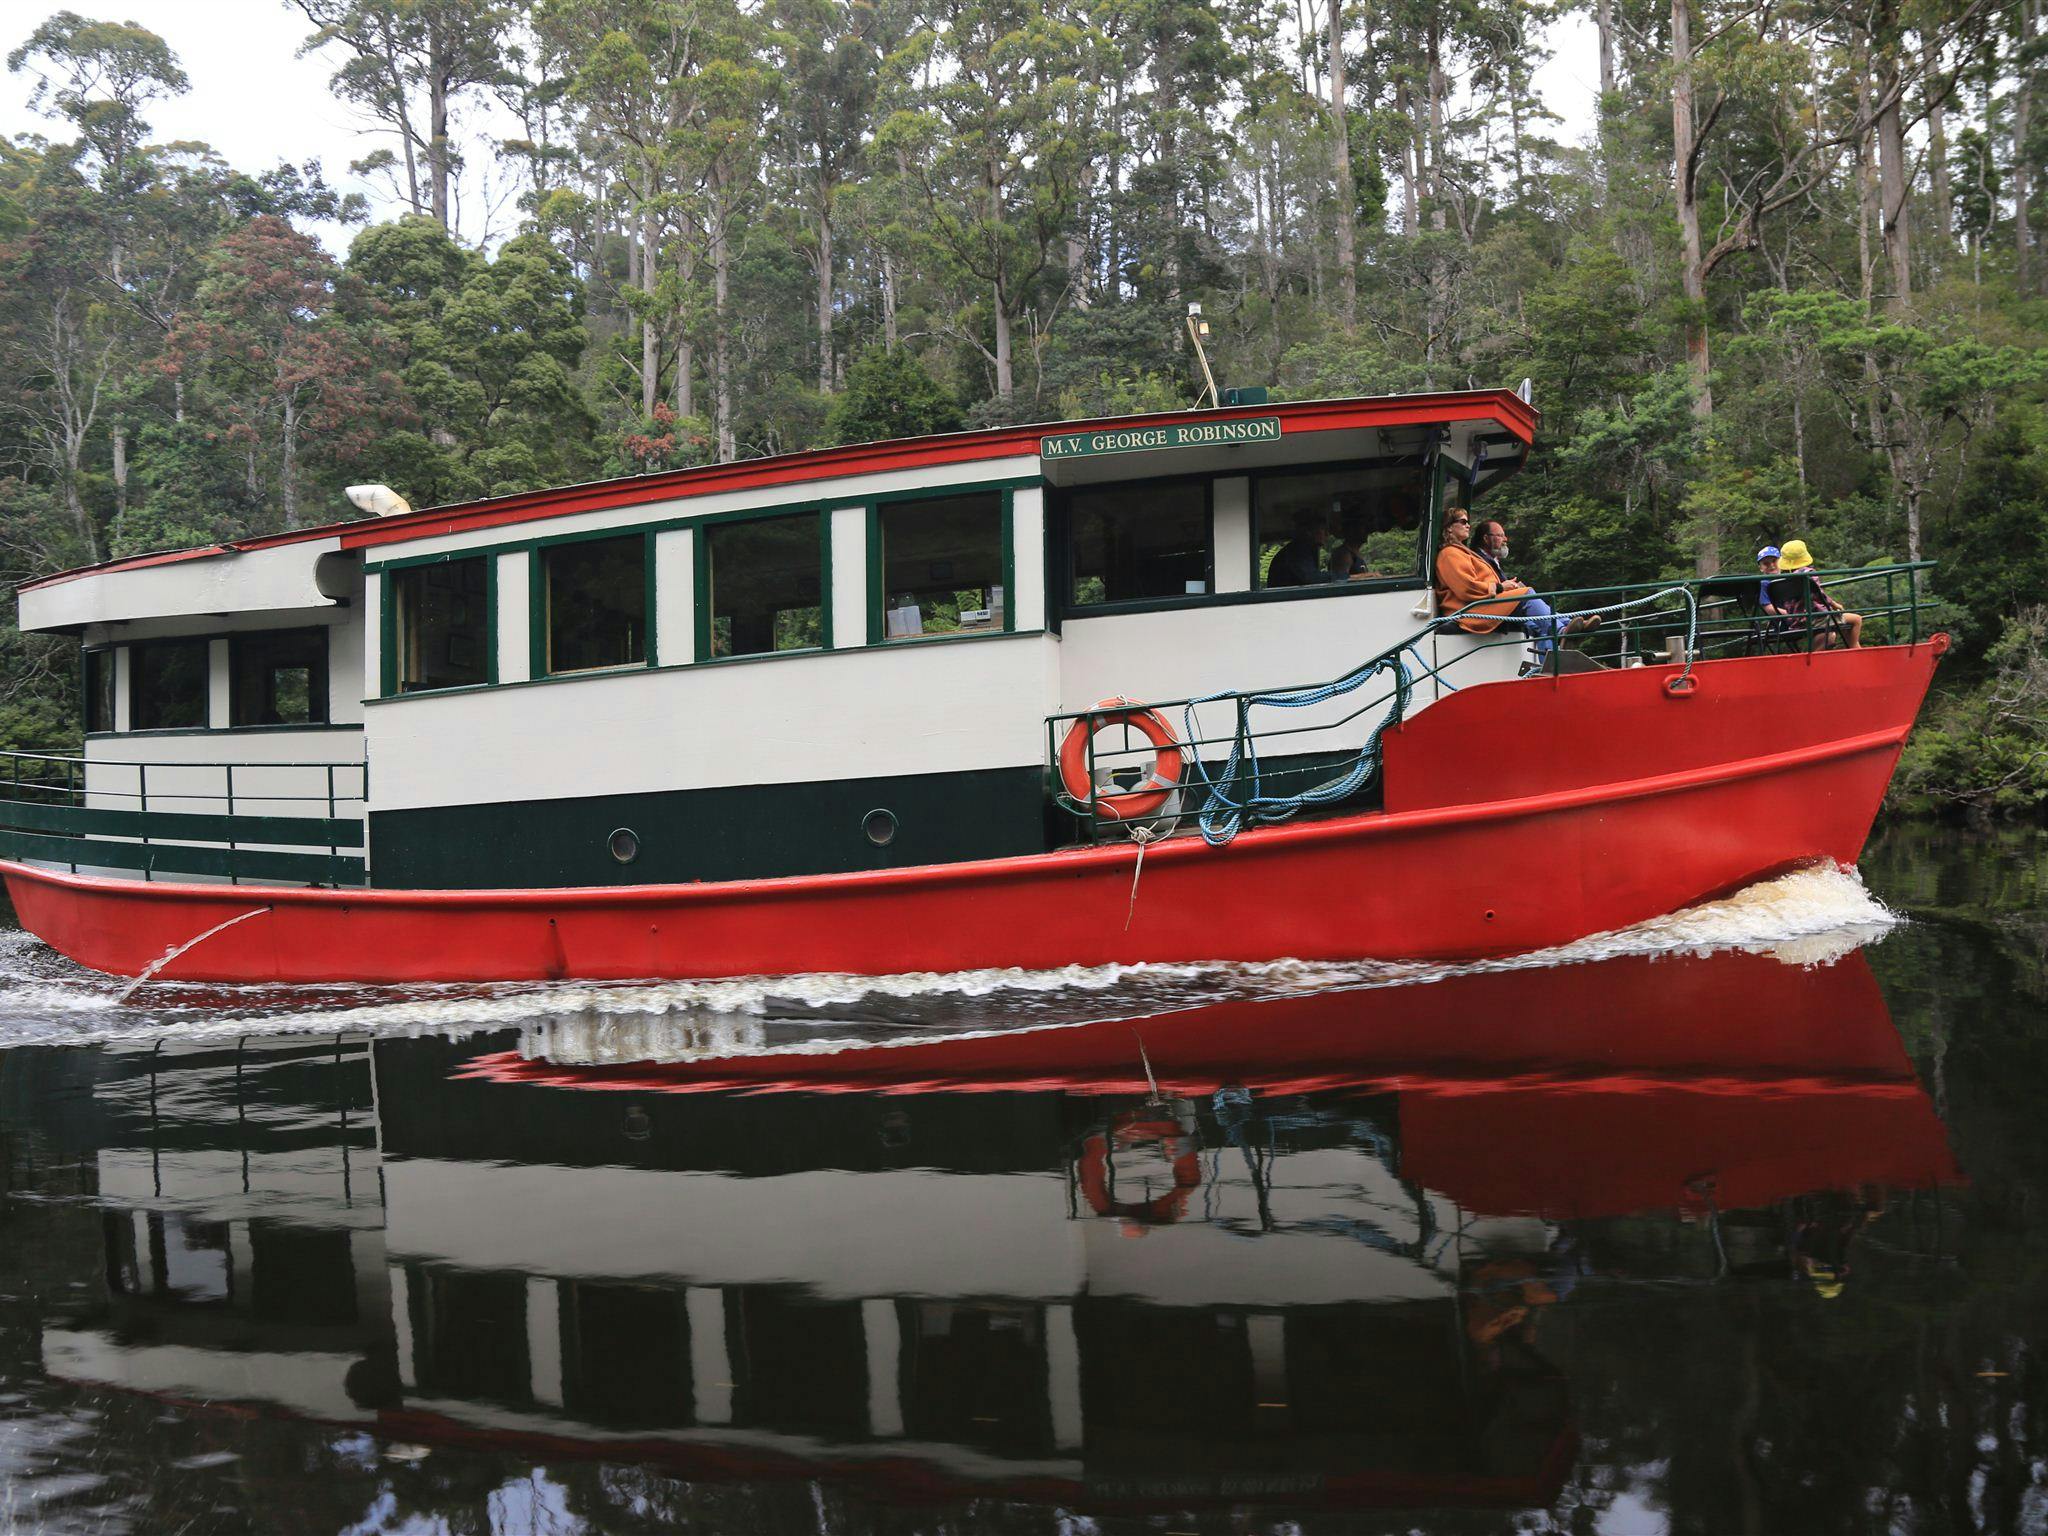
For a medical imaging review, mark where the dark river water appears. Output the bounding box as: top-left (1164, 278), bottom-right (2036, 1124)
top-left (0, 825), bottom-right (2044, 1535)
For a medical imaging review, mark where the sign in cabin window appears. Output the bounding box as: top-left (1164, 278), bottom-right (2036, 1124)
top-left (1255, 465), bottom-right (1428, 589)
top-left (877, 493), bottom-right (1004, 639)
top-left (543, 535), bottom-right (647, 674)
top-left (130, 638), bottom-right (209, 730)
top-left (1067, 480), bottom-right (1211, 605)
top-left (704, 513), bottom-right (823, 658)
top-left (82, 649), bottom-right (114, 733)
top-left (231, 628), bottom-right (329, 726)
top-left (393, 558), bottom-right (489, 693)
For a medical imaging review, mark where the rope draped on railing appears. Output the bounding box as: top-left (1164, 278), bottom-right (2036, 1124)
top-left (1180, 646), bottom-right (1419, 846)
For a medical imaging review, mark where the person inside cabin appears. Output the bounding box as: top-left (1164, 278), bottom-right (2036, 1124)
top-left (1774, 538), bottom-right (1863, 648)
top-left (1328, 512), bottom-right (1385, 581)
top-left (1270, 511), bottom-right (1332, 586)
top-left (1435, 510), bottom-right (1597, 665)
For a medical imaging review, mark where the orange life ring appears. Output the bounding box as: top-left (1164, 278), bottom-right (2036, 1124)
top-left (1078, 1114), bottom-right (1203, 1226)
top-left (1057, 698), bottom-right (1184, 821)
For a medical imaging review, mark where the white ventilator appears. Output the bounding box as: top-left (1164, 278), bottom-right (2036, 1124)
top-left (345, 484), bottom-right (412, 517)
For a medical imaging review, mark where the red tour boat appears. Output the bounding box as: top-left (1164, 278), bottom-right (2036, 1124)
top-left (0, 391), bottom-right (1943, 983)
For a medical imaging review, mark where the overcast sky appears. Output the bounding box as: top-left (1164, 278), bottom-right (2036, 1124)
top-left (0, 0), bottom-right (1602, 254)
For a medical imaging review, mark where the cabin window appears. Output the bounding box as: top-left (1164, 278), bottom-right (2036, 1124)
top-left (230, 628), bottom-right (329, 727)
top-left (703, 512), bottom-right (824, 658)
top-left (392, 557), bottom-right (490, 693)
top-left (130, 638), bottom-right (210, 731)
top-left (875, 492), bottom-right (1005, 640)
top-left (1066, 478), bottom-right (1212, 606)
top-left (83, 649), bottom-right (114, 733)
top-left (542, 534), bottom-right (648, 674)
top-left (1254, 464), bottom-right (1430, 589)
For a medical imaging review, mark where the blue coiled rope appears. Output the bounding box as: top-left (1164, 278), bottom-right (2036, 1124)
top-left (1181, 646), bottom-right (1418, 846)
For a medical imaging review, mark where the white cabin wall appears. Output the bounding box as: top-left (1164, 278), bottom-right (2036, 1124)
top-left (1010, 487), bottom-right (1046, 631)
top-left (829, 506), bottom-right (866, 650)
top-left (654, 530), bottom-right (694, 667)
top-left (367, 634), bottom-right (1061, 813)
top-left (206, 640), bottom-right (230, 728)
top-left (1212, 477), bottom-right (1252, 592)
top-left (19, 537), bottom-right (345, 631)
top-left (495, 552), bottom-right (530, 684)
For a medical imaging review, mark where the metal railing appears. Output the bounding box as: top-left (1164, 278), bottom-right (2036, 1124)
top-left (0, 749), bottom-right (369, 886)
top-left (1047, 561), bottom-right (1938, 845)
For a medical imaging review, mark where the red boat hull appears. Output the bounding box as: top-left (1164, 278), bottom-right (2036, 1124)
top-left (0, 643), bottom-right (1943, 984)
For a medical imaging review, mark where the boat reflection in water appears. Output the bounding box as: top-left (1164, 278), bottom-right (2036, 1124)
top-left (26, 938), bottom-right (1960, 1524)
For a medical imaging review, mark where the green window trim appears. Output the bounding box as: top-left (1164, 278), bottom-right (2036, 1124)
top-left (863, 488), bottom-right (1018, 648)
top-left (526, 527), bottom-right (656, 681)
top-left (379, 550), bottom-right (498, 698)
top-left (692, 505), bottom-right (834, 664)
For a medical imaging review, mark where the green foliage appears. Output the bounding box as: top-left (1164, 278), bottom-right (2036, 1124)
top-left (1893, 608), bottom-right (2048, 819)
top-left (826, 346), bottom-right (964, 444)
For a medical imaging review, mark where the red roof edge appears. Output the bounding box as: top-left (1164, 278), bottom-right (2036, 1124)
top-left (19, 391), bottom-right (1536, 592)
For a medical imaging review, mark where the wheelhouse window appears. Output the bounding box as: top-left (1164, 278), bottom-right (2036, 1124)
top-left (1067, 479), bottom-right (1212, 606)
top-left (83, 649), bottom-right (114, 733)
top-left (130, 638), bottom-right (209, 730)
top-left (542, 534), bottom-right (648, 674)
top-left (230, 628), bottom-right (329, 726)
top-left (876, 492), bottom-right (1005, 640)
top-left (392, 556), bottom-right (490, 693)
top-left (703, 512), bottom-right (823, 659)
top-left (1256, 464), bottom-right (1429, 589)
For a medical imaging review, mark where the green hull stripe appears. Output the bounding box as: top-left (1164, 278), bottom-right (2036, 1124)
top-left (367, 767), bottom-right (1052, 890)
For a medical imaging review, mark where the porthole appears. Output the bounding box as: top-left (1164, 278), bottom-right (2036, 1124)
top-left (608, 827), bottom-right (641, 865)
top-left (862, 808), bottom-right (898, 847)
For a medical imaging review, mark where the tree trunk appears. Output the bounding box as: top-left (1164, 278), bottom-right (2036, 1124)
top-left (881, 248), bottom-right (899, 350)
top-left (1672, 0), bottom-right (1717, 575)
top-left (1596, 0), bottom-right (1616, 99)
top-left (1927, 39), bottom-right (1953, 246)
top-left (1327, 0), bottom-right (1357, 327)
top-left (428, 29), bottom-right (451, 227)
top-left (1398, 78), bottom-right (1420, 234)
top-left (1857, 72), bottom-right (1880, 313)
top-left (111, 425), bottom-right (127, 521)
top-left (1427, 19), bottom-right (1447, 231)
top-left (639, 179), bottom-right (658, 419)
top-left (816, 189), bottom-right (834, 394)
top-left (1874, 16), bottom-right (1913, 308)
top-left (281, 396), bottom-right (299, 531)
top-left (712, 195), bottom-right (734, 462)
top-left (2018, 0), bottom-right (2035, 292)
top-left (993, 281), bottom-right (1013, 399)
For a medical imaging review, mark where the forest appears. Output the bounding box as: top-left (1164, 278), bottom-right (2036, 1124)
top-left (0, 0), bottom-right (2043, 813)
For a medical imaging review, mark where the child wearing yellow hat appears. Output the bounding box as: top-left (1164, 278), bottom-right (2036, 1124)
top-left (1775, 540), bottom-right (1862, 648)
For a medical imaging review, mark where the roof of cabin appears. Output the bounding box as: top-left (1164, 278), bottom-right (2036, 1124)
top-left (18, 390), bottom-right (1536, 595)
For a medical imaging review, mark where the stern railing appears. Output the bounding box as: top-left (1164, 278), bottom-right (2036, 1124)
top-left (0, 749), bottom-right (368, 886)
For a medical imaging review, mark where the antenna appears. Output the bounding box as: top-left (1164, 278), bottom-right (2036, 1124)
top-left (1186, 303), bottom-right (1219, 410)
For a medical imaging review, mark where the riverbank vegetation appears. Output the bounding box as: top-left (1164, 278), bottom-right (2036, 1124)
top-left (1, 0), bottom-right (2044, 812)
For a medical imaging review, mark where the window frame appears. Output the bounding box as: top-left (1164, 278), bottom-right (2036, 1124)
top-left (128, 636), bottom-right (213, 732)
top-left (1247, 455), bottom-right (1438, 597)
top-left (379, 551), bottom-right (499, 698)
top-left (864, 486), bottom-right (1016, 646)
top-left (528, 528), bottom-right (658, 679)
top-left (1056, 470), bottom-right (1218, 616)
top-left (693, 507), bottom-right (832, 664)
top-left (228, 626), bottom-right (332, 728)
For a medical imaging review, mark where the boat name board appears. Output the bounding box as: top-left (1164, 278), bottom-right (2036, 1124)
top-left (1039, 416), bottom-right (1283, 459)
